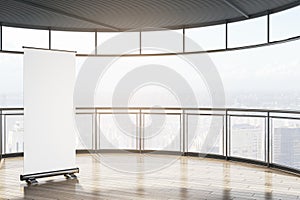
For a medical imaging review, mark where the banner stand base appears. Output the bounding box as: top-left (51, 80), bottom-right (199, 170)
top-left (20, 167), bottom-right (79, 184)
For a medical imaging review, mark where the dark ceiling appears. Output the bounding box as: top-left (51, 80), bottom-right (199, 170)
top-left (0, 0), bottom-right (299, 32)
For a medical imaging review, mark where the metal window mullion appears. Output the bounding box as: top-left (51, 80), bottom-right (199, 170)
top-left (95, 31), bottom-right (97, 55)
top-left (267, 13), bottom-right (270, 43)
top-left (0, 25), bottom-right (2, 51)
top-left (48, 29), bottom-right (51, 49)
top-left (139, 31), bottom-right (142, 55)
top-left (183, 28), bottom-right (185, 53)
top-left (225, 22), bottom-right (228, 49)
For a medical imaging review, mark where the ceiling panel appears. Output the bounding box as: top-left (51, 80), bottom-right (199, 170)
top-left (0, 0), bottom-right (299, 31)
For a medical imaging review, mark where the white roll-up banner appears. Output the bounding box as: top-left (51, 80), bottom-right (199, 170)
top-left (23, 48), bottom-right (76, 175)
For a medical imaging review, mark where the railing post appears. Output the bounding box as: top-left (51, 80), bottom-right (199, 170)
top-left (3, 115), bottom-right (5, 154)
top-left (94, 108), bottom-right (97, 151)
top-left (267, 112), bottom-right (270, 167)
top-left (182, 109), bottom-right (186, 155)
top-left (136, 113), bottom-right (139, 151)
top-left (0, 110), bottom-right (2, 160)
top-left (139, 109), bottom-right (142, 153)
top-left (225, 109), bottom-right (229, 160)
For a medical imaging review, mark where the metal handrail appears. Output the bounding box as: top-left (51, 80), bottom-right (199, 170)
top-left (1, 107), bottom-right (300, 176)
top-left (2, 106), bottom-right (300, 115)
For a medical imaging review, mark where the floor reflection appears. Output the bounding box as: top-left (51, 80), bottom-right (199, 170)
top-left (24, 178), bottom-right (79, 199)
top-left (0, 154), bottom-right (298, 199)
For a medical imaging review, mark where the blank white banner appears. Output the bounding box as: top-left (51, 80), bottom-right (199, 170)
top-left (23, 48), bottom-right (76, 175)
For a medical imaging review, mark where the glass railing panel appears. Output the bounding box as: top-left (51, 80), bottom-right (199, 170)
top-left (230, 116), bottom-right (265, 161)
top-left (75, 114), bottom-right (93, 149)
top-left (99, 114), bottom-right (137, 150)
top-left (4, 115), bottom-right (23, 154)
top-left (188, 115), bottom-right (223, 155)
top-left (143, 114), bottom-right (180, 151)
top-left (272, 118), bottom-right (300, 170)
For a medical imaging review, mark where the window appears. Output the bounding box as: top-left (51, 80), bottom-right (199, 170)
top-left (210, 39), bottom-right (300, 110)
top-left (0, 53), bottom-right (23, 107)
top-left (2, 26), bottom-right (49, 51)
top-left (142, 29), bottom-right (183, 54)
top-left (186, 25), bottom-right (226, 51)
top-left (51, 31), bottom-right (94, 54)
top-left (228, 16), bottom-right (267, 48)
top-left (97, 32), bottom-right (139, 54)
top-left (271, 5), bottom-right (300, 41)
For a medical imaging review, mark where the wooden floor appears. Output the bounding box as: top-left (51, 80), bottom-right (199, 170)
top-left (0, 153), bottom-right (300, 200)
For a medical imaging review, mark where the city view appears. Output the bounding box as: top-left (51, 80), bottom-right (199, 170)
top-left (1, 29), bottom-right (300, 171)
top-left (3, 92), bottom-right (300, 170)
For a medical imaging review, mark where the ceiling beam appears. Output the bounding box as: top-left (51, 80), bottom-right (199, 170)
top-left (12, 0), bottom-right (120, 31)
top-left (223, 0), bottom-right (249, 19)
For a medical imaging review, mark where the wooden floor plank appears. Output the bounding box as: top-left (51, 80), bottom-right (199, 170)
top-left (0, 153), bottom-right (299, 199)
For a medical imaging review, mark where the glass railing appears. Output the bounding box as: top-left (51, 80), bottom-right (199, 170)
top-left (1, 107), bottom-right (300, 175)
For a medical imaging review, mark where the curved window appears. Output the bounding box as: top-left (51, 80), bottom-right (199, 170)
top-left (2, 26), bottom-right (49, 51)
top-left (185, 24), bottom-right (226, 51)
top-left (97, 32), bottom-right (140, 54)
top-left (0, 53), bottom-right (23, 107)
top-left (271, 5), bottom-right (300, 41)
top-left (141, 29), bottom-right (183, 54)
top-left (51, 31), bottom-right (95, 54)
top-left (211, 39), bottom-right (300, 110)
top-left (228, 16), bottom-right (267, 48)
top-left (78, 39), bottom-right (300, 110)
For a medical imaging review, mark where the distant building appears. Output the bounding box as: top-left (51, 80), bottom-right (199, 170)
top-left (231, 123), bottom-right (264, 161)
top-left (274, 128), bottom-right (300, 169)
